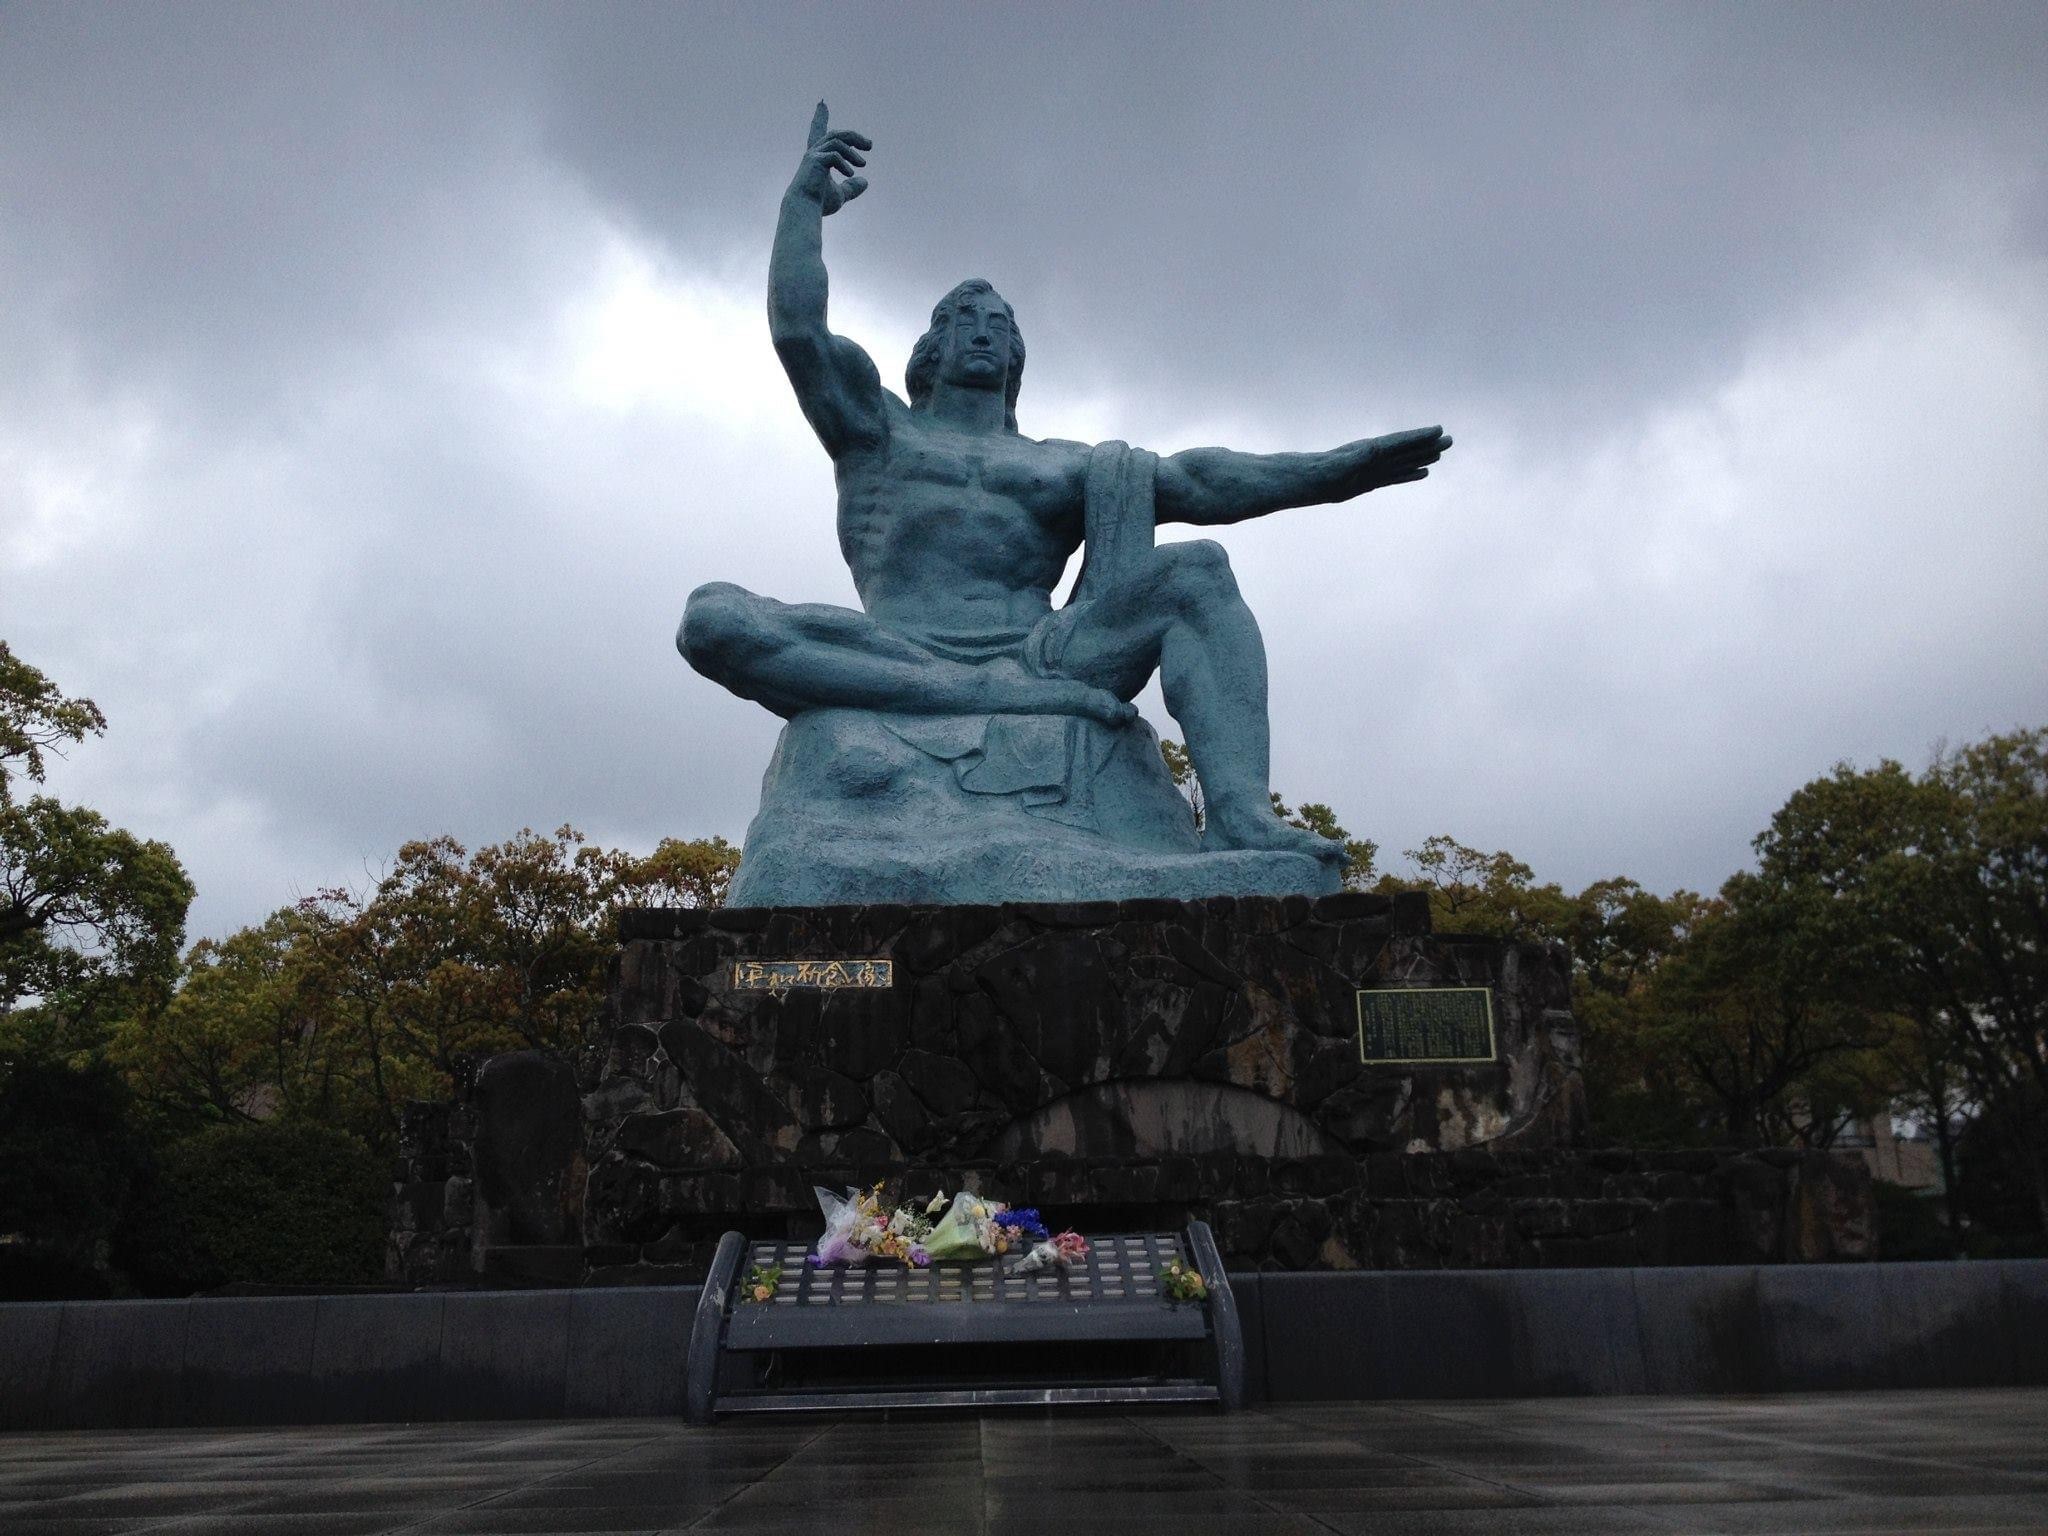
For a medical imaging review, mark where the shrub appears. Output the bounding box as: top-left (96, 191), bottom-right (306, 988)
top-left (1872, 1179), bottom-right (1956, 1261)
top-left (120, 1121), bottom-right (387, 1293)
top-left (0, 1056), bottom-right (149, 1298)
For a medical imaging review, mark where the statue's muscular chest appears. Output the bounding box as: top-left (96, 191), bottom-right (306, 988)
top-left (836, 426), bottom-right (1080, 581)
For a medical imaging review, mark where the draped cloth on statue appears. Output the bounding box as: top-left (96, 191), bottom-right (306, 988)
top-left (880, 440), bottom-right (1158, 833)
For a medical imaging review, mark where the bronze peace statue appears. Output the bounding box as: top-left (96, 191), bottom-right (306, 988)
top-left (679, 105), bottom-right (1449, 906)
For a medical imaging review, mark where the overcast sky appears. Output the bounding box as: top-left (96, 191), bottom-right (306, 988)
top-left (5, 2), bottom-right (2045, 940)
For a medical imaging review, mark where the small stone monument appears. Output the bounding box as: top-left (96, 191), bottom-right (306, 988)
top-left (678, 105), bottom-right (1450, 907)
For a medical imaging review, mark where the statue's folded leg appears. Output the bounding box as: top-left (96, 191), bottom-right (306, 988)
top-left (677, 581), bottom-right (1134, 726)
top-left (1041, 543), bottom-right (1343, 865)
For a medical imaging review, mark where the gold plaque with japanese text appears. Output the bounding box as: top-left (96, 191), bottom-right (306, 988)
top-left (731, 958), bottom-right (894, 992)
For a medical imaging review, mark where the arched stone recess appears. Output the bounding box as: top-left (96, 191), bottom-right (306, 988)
top-left (989, 1079), bottom-right (1343, 1162)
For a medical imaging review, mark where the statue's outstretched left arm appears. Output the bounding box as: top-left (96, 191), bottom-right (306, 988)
top-left (1154, 426), bottom-right (1451, 526)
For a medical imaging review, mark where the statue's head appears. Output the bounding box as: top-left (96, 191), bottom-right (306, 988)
top-left (906, 278), bottom-right (1025, 428)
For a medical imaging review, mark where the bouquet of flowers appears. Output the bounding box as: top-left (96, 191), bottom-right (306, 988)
top-left (920, 1190), bottom-right (1008, 1260)
top-left (1010, 1229), bottom-right (1092, 1276)
top-left (804, 1186), bottom-right (1091, 1272)
top-left (1161, 1256), bottom-right (1208, 1304)
top-left (809, 1185), bottom-right (932, 1268)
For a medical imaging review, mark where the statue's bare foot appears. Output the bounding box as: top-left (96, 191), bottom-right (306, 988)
top-left (1203, 796), bottom-right (1346, 865)
top-left (977, 673), bottom-right (1137, 729)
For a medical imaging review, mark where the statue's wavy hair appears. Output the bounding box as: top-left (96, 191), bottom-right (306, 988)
top-left (905, 278), bottom-right (1025, 430)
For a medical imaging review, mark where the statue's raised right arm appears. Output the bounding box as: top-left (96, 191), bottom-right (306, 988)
top-left (769, 104), bottom-right (888, 458)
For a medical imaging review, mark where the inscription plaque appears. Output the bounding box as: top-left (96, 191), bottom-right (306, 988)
top-left (1356, 986), bottom-right (1497, 1065)
top-left (732, 958), bottom-right (894, 992)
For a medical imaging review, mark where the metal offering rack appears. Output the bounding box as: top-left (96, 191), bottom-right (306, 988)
top-left (684, 1221), bottom-right (1244, 1420)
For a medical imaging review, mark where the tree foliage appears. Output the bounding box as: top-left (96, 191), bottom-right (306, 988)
top-left (0, 640), bottom-right (107, 807)
top-left (1374, 834), bottom-right (1570, 941)
top-left (2, 798), bottom-right (193, 1023)
top-left (0, 1054), bottom-right (147, 1256)
top-left (113, 826), bottom-right (744, 1151)
top-left (1638, 883), bottom-right (1893, 1148)
top-left (118, 1122), bottom-right (388, 1293)
top-left (0, 646), bottom-right (193, 1056)
top-left (1736, 729), bottom-right (2048, 1231)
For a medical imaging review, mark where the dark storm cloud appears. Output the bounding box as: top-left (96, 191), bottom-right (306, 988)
top-left (16, 4), bottom-right (2040, 425)
top-left (3, 2), bottom-right (2045, 936)
top-left (531, 3), bottom-right (2047, 423)
top-left (0, 7), bottom-right (561, 408)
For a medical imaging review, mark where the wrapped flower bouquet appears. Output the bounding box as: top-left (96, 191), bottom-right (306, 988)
top-left (806, 1184), bottom-right (1087, 1273)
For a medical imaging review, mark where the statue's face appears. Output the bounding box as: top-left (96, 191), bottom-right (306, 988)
top-left (936, 287), bottom-right (1014, 393)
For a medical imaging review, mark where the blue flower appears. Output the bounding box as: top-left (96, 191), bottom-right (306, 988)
top-left (994, 1207), bottom-right (1049, 1242)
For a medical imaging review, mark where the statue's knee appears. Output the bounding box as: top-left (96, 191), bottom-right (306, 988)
top-left (679, 582), bottom-right (763, 674)
top-left (1162, 538), bottom-right (1238, 609)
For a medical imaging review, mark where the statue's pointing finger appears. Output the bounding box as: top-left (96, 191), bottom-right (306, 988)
top-left (808, 101), bottom-right (872, 153)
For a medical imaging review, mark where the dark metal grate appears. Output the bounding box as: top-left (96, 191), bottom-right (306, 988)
top-left (687, 1220), bottom-right (1244, 1421)
top-left (741, 1232), bottom-right (1183, 1309)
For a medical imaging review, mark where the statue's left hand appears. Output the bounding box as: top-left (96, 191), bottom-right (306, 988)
top-left (1346, 426), bottom-right (1452, 494)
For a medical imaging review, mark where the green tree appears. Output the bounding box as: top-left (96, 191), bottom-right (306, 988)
top-left (1930, 730), bottom-right (2048, 1235)
top-left (279, 829), bottom-right (618, 1145)
top-left (109, 905), bottom-right (361, 1135)
top-left (116, 827), bottom-right (745, 1152)
top-left (0, 640), bottom-right (107, 806)
top-left (1373, 834), bottom-right (1572, 941)
top-left (1564, 877), bottom-right (1708, 1002)
top-left (1, 644), bottom-right (192, 1058)
top-left (1639, 881), bottom-right (1893, 1147)
top-left (1747, 730), bottom-right (2048, 1232)
top-left (1561, 878), bottom-right (1714, 1146)
top-left (617, 834), bottom-right (743, 910)
top-left (117, 1122), bottom-right (387, 1293)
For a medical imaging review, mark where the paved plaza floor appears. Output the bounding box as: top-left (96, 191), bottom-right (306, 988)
top-left (3, 1389), bottom-right (2046, 1535)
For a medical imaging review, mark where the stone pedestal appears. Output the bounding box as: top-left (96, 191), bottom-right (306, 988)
top-left (727, 708), bottom-right (1338, 906)
top-left (580, 892), bottom-right (1586, 1270)
top-left (386, 893), bottom-right (1879, 1281)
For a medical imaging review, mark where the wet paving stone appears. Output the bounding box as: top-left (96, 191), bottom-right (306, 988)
top-left (0, 1388), bottom-right (2043, 1533)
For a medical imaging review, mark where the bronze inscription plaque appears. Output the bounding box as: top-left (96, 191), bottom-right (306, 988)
top-left (1356, 986), bottom-right (1497, 1065)
top-left (731, 958), bottom-right (894, 991)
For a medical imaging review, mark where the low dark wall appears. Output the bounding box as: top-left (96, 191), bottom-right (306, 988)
top-left (4, 1260), bottom-right (2043, 1429)
top-left (1255, 1260), bottom-right (2048, 1400)
top-left (0, 1289), bottom-right (689, 1431)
